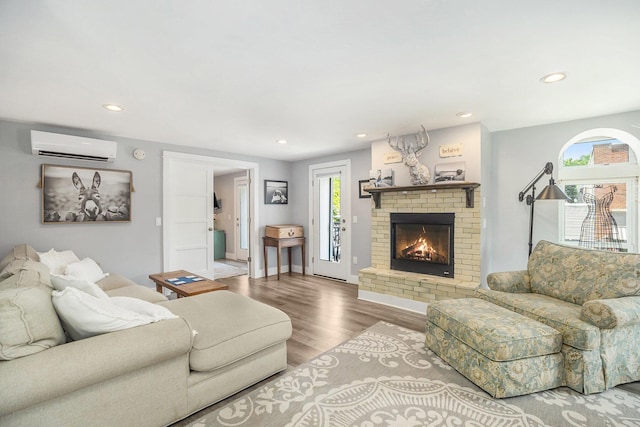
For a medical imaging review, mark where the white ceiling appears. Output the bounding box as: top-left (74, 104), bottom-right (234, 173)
top-left (2, 1), bottom-right (640, 161)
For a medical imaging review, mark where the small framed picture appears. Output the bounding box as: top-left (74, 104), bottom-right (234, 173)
top-left (359, 179), bottom-right (372, 198)
top-left (264, 180), bottom-right (288, 204)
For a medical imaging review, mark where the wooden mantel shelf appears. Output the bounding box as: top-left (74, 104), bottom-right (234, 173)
top-left (366, 182), bottom-right (480, 209)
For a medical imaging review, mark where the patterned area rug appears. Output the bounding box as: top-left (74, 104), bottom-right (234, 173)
top-left (187, 321), bottom-right (640, 427)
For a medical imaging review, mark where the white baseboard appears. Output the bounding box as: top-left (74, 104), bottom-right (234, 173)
top-left (358, 290), bottom-right (427, 314)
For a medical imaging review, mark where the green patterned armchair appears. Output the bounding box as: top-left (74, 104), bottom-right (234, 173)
top-left (477, 240), bottom-right (640, 394)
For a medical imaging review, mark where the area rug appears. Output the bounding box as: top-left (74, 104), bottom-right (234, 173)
top-left (212, 261), bottom-right (247, 279)
top-left (187, 321), bottom-right (640, 427)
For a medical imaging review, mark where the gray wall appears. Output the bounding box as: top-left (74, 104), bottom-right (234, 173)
top-left (0, 119), bottom-right (291, 285)
top-left (488, 109), bottom-right (640, 274)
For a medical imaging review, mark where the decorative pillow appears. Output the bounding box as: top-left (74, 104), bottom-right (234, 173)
top-left (0, 260), bottom-right (52, 291)
top-left (52, 288), bottom-right (177, 340)
top-left (0, 286), bottom-right (66, 360)
top-left (50, 274), bottom-right (109, 300)
top-left (63, 258), bottom-right (108, 283)
top-left (110, 297), bottom-right (178, 322)
top-left (0, 244), bottom-right (40, 280)
top-left (37, 249), bottom-right (80, 275)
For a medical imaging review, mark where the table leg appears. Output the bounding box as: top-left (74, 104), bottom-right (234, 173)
top-left (264, 244), bottom-right (268, 279)
top-left (288, 247), bottom-right (292, 275)
top-left (155, 283), bottom-right (162, 294)
top-left (276, 244), bottom-right (282, 280)
top-left (302, 243), bottom-right (306, 275)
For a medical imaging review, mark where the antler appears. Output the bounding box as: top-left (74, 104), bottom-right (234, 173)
top-left (387, 133), bottom-right (407, 155)
top-left (414, 125), bottom-right (429, 153)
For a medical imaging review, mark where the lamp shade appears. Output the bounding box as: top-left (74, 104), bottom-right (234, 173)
top-left (536, 178), bottom-right (569, 201)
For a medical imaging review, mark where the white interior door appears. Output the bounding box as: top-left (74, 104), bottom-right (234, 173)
top-left (234, 176), bottom-right (249, 261)
top-left (311, 161), bottom-right (350, 280)
top-left (163, 154), bottom-right (215, 277)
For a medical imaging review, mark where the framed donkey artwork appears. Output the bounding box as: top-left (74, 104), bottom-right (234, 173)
top-left (41, 164), bottom-right (132, 223)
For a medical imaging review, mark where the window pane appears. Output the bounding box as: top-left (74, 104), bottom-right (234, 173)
top-left (563, 183), bottom-right (627, 251)
top-left (562, 138), bottom-right (635, 167)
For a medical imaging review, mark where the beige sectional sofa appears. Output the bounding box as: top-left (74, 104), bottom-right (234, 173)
top-left (477, 240), bottom-right (640, 394)
top-left (0, 244), bottom-right (292, 426)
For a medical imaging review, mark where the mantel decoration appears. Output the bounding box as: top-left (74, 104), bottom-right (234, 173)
top-left (518, 161), bottom-right (569, 255)
top-left (387, 125), bottom-right (431, 185)
top-left (41, 164), bottom-right (132, 223)
top-left (264, 180), bottom-right (288, 205)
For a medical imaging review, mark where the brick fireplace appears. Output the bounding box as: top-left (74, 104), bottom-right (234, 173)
top-left (358, 184), bottom-right (481, 312)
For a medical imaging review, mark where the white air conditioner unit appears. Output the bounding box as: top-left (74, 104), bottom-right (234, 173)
top-left (31, 130), bottom-right (117, 163)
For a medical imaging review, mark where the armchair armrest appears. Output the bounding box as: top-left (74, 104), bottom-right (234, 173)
top-left (486, 270), bottom-right (531, 293)
top-left (581, 297), bottom-right (640, 329)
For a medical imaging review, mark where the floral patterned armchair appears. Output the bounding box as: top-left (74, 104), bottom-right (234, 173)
top-left (477, 240), bottom-right (640, 394)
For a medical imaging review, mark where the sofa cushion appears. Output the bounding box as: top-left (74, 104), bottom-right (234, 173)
top-left (477, 288), bottom-right (601, 351)
top-left (52, 287), bottom-right (176, 340)
top-left (528, 240), bottom-right (640, 306)
top-left (97, 273), bottom-right (138, 291)
top-left (37, 248), bottom-right (80, 275)
top-left (0, 286), bottom-right (66, 360)
top-left (0, 260), bottom-right (52, 291)
top-left (0, 244), bottom-right (39, 275)
top-left (159, 291), bottom-right (292, 372)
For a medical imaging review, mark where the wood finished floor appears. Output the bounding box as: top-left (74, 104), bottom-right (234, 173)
top-left (217, 272), bottom-right (427, 367)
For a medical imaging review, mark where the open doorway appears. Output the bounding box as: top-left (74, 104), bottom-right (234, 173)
top-left (162, 152), bottom-right (259, 280)
top-left (212, 170), bottom-right (250, 279)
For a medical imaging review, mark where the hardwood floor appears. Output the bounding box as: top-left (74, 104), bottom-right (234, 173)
top-left (216, 272), bottom-right (427, 367)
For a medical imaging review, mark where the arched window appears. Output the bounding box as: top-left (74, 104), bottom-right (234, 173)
top-left (558, 128), bottom-right (640, 252)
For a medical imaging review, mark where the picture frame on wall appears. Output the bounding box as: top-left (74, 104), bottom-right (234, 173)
top-left (41, 164), bottom-right (132, 223)
top-left (359, 179), bottom-right (372, 198)
top-left (264, 180), bottom-right (288, 204)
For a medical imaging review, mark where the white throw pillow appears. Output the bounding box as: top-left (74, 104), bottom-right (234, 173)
top-left (110, 297), bottom-right (177, 322)
top-left (64, 258), bottom-right (108, 283)
top-left (52, 287), bottom-right (176, 340)
top-left (37, 249), bottom-right (80, 275)
top-left (50, 274), bottom-right (109, 300)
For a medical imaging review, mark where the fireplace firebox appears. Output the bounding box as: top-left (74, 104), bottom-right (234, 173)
top-left (390, 212), bottom-right (454, 277)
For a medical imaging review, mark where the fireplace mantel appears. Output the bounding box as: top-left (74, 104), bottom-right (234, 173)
top-left (366, 182), bottom-right (480, 208)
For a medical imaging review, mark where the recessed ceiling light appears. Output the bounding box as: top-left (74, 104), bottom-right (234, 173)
top-left (356, 133), bottom-right (367, 138)
top-left (540, 72), bottom-right (567, 84)
top-left (103, 104), bottom-right (124, 112)
top-left (277, 139), bottom-right (287, 144)
top-left (456, 112), bottom-right (473, 118)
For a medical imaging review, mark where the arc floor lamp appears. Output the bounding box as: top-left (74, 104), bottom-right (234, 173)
top-left (518, 162), bottom-right (569, 256)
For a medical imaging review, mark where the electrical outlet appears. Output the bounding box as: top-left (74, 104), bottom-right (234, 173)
top-left (155, 217), bottom-right (162, 226)
top-left (353, 256), bottom-right (358, 264)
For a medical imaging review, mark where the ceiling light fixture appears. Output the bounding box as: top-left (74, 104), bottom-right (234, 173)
top-left (356, 133), bottom-right (367, 138)
top-left (540, 72), bottom-right (567, 84)
top-left (103, 104), bottom-right (124, 112)
top-left (277, 139), bottom-right (287, 144)
top-left (456, 112), bottom-right (473, 118)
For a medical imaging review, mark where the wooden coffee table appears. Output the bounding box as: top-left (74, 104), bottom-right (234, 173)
top-left (149, 270), bottom-right (228, 298)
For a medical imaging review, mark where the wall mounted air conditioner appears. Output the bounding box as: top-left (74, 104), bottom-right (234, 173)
top-left (31, 130), bottom-right (117, 163)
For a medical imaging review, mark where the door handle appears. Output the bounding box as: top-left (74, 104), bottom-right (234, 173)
top-left (341, 227), bottom-right (346, 231)
top-left (208, 227), bottom-right (213, 231)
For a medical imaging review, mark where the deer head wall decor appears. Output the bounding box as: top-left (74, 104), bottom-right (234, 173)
top-left (388, 125), bottom-right (431, 185)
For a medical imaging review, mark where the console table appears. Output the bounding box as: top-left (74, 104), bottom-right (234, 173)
top-left (263, 236), bottom-right (306, 280)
